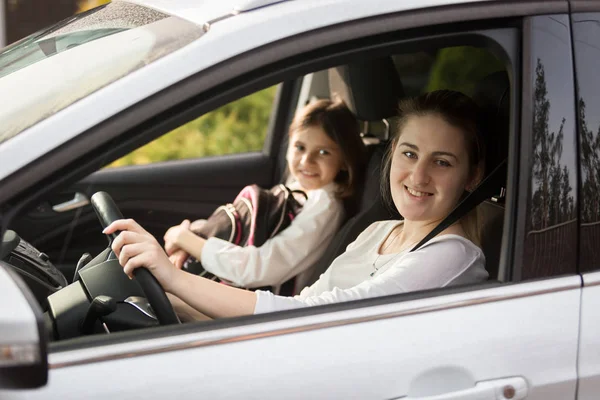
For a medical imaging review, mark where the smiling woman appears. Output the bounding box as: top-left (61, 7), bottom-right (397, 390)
top-left (384, 90), bottom-right (485, 246)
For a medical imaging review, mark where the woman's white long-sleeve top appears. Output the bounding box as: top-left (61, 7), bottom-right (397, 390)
top-left (200, 182), bottom-right (344, 290)
top-left (253, 220), bottom-right (488, 314)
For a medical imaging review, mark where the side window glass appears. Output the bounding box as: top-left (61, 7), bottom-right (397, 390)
top-left (522, 15), bottom-right (578, 279)
top-left (393, 46), bottom-right (504, 97)
top-left (108, 85), bottom-right (279, 167)
top-left (572, 13), bottom-right (600, 273)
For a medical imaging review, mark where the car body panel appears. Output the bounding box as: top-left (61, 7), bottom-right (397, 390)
top-left (571, 9), bottom-right (600, 399)
top-left (125, 0), bottom-right (485, 26)
top-left (0, 265), bottom-right (39, 344)
top-left (0, 277), bottom-right (581, 399)
top-left (578, 273), bottom-right (600, 400)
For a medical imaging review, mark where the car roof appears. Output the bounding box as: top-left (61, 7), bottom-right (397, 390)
top-left (0, 0), bottom-right (490, 183)
top-left (124, 0), bottom-right (484, 26)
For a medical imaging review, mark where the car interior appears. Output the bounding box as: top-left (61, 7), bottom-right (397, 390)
top-left (1, 36), bottom-right (512, 342)
top-left (304, 51), bottom-right (509, 286)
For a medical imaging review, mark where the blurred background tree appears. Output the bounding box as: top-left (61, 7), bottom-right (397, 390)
top-left (108, 86), bottom-right (278, 167)
top-left (77, 0), bottom-right (110, 12)
top-left (426, 46), bottom-right (504, 96)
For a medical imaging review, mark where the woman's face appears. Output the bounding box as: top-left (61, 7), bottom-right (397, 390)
top-left (287, 125), bottom-right (345, 191)
top-left (390, 114), bottom-right (476, 224)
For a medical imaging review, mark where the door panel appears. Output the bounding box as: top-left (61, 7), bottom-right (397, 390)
top-left (571, 10), bottom-right (600, 399)
top-left (9, 152), bottom-right (274, 279)
top-left (578, 273), bottom-right (600, 400)
top-left (0, 279), bottom-right (580, 399)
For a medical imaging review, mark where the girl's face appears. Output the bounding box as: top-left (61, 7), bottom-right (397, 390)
top-left (390, 114), bottom-right (477, 224)
top-left (287, 125), bottom-right (345, 191)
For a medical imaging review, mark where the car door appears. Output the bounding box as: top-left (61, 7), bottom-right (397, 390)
top-left (0, 2), bottom-right (583, 399)
top-left (570, 3), bottom-right (600, 399)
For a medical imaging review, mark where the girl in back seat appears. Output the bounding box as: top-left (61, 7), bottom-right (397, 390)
top-left (104, 90), bottom-right (489, 319)
top-left (161, 99), bottom-right (366, 292)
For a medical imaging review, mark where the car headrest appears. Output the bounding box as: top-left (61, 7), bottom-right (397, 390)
top-left (328, 57), bottom-right (404, 121)
top-left (472, 70), bottom-right (510, 175)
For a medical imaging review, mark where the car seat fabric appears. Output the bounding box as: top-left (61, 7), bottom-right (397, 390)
top-left (305, 57), bottom-right (403, 287)
top-left (328, 57), bottom-right (404, 121)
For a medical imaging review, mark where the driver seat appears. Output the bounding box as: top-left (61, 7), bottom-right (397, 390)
top-left (304, 57), bottom-right (403, 288)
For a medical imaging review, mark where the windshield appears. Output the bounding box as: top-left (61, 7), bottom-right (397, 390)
top-left (0, 1), bottom-right (204, 144)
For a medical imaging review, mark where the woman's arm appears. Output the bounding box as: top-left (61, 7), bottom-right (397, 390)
top-left (166, 293), bottom-right (212, 322)
top-left (201, 189), bottom-right (344, 288)
top-left (105, 219), bottom-right (258, 319)
top-left (254, 237), bottom-right (487, 314)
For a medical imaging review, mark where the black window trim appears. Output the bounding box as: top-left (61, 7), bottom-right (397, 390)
top-left (516, 14), bottom-right (580, 280)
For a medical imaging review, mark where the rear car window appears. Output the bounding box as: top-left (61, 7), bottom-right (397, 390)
top-left (0, 1), bottom-right (204, 144)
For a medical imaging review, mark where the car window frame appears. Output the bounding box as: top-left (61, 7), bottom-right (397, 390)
top-left (48, 27), bottom-right (522, 352)
top-left (512, 14), bottom-right (579, 281)
top-left (570, 1), bottom-right (600, 274)
top-left (0, 0), bottom-right (569, 354)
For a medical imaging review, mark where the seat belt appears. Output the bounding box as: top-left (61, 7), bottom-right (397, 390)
top-left (410, 158), bottom-right (507, 252)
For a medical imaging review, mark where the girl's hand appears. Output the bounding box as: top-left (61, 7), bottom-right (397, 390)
top-left (169, 249), bottom-right (189, 270)
top-left (104, 219), bottom-right (179, 292)
top-left (164, 219), bottom-right (191, 255)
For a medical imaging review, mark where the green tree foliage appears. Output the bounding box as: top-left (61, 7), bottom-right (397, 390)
top-left (77, 0), bottom-right (111, 13)
top-left (109, 85), bottom-right (278, 167)
top-left (426, 46), bottom-right (504, 95)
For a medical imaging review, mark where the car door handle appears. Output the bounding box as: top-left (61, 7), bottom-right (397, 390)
top-left (52, 192), bottom-right (90, 212)
top-left (398, 377), bottom-right (528, 400)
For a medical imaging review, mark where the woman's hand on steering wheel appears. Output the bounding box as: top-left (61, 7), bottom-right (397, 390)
top-left (104, 219), bottom-right (179, 293)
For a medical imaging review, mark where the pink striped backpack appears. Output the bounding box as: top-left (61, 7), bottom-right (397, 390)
top-left (183, 184), bottom-right (307, 281)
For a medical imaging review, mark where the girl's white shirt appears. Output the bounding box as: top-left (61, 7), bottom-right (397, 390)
top-left (253, 220), bottom-right (488, 314)
top-left (200, 182), bottom-right (344, 290)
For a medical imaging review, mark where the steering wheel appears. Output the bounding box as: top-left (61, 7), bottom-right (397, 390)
top-left (90, 191), bottom-right (179, 325)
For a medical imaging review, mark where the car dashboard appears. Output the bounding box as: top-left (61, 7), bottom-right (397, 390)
top-left (1, 230), bottom-right (158, 341)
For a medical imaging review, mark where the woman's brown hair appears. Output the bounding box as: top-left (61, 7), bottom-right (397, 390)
top-left (290, 98), bottom-right (367, 198)
top-left (380, 90), bottom-right (485, 245)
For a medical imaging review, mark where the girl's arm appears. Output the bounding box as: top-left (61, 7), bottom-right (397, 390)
top-left (200, 189), bottom-right (344, 288)
top-left (164, 219), bottom-right (207, 260)
top-left (105, 219), bottom-right (257, 319)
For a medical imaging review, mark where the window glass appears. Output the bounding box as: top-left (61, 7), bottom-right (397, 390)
top-left (394, 46), bottom-right (505, 97)
top-left (0, 2), bottom-right (204, 145)
top-left (572, 13), bottom-right (600, 273)
top-left (522, 15), bottom-right (578, 279)
top-left (108, 85), bottom-right (279, 167)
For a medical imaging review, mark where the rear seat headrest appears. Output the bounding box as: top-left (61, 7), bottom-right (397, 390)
top-left (328, 57), bottom-right (404, 121)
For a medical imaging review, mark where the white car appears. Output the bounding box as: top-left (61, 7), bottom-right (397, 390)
top-left (0, 0), bottom-right (599, 398)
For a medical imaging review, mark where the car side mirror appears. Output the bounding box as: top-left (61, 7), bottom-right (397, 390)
top-left (0, 263), bottom-right (47, 389)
